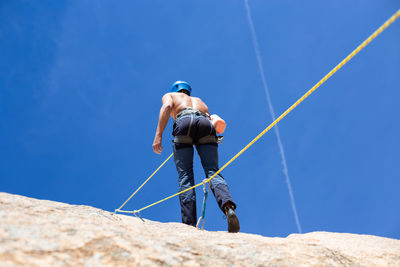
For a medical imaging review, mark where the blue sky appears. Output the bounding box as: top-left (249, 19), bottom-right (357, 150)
top-left (1, 1), bottom-right (399, 238)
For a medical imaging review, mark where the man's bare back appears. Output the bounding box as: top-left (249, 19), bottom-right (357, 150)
top-left (164, 92), bottom-right (210, 120)
top-left (153, 92), bottom-right (210, 154)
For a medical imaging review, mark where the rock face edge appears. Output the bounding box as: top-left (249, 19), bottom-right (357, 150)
top-left (1, 192), bottom-right (399, 267)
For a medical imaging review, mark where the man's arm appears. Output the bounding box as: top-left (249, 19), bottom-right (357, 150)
top-left (153, 94), bottom-right (173, 154)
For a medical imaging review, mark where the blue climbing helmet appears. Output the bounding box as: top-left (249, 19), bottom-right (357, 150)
top-left (169, 81), bottom-right (192, 96)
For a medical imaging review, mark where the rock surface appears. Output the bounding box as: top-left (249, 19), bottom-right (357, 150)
top-left (0, 192), bottom-right (399, 267)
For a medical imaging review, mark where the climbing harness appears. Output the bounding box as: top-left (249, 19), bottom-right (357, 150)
top-left (116, 9), bottom-right (400, 224)
top-left (172, 108), bottom-right (220, 145)
top-left (173, 135), bottom-right (218, 145)
top-left (196, 180), bottom-right (211, 230)
top-left (175, 107), bottom-right (203, 119)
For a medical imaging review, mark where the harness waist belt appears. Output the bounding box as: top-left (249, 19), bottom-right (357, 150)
top-left (174, 135), bottom-right (217, 145)
top-left (176, 108), bottom-right (206, 120)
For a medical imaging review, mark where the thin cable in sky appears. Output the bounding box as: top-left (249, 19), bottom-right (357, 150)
top-left (244, 0), bottom-right (302, 234)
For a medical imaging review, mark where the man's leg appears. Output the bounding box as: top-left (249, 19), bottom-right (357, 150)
top-left (196, 144), bottom-right (236, 212)
top-left (196, 143), bottom-right (240, 232)
top-left (173, 143), bottom-right (197, 226)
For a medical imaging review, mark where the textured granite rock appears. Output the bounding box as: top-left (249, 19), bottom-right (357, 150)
top-left (0, 192), bottom-right (399, 266)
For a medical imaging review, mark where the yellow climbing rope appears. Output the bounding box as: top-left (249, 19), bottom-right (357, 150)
top-left (117, 9), bottom-right (400, 216)
top-left (116, 153), bottom-right (173, 212)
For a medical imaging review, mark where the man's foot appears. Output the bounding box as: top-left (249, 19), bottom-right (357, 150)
top-left (224, 203), bottom-right (240, 233)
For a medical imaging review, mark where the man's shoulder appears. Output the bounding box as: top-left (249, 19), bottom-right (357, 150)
top-left (191, 96), bottom-right (205, 104)
top-left (162, 92), bottom-right (174, 99)
top-left (163, 92), bottom-right (185, 98)
top-left (190, 96), bottom-right (202, 101)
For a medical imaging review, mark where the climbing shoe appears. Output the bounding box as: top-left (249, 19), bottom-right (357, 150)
top-left (225, 205), bottom-right (240, 233)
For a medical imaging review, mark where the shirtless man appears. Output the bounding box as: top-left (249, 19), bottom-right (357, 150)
top-left (153, 81), bottom-right (240, 233)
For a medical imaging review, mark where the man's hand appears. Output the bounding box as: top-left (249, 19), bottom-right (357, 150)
top-left (152, 135), bottom-right (163, 154)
